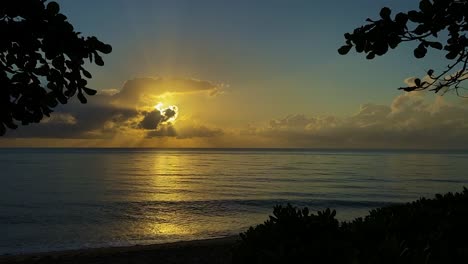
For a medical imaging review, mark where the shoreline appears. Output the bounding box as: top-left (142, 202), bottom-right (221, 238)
top-left (0, 235), bottom-right (240, 264)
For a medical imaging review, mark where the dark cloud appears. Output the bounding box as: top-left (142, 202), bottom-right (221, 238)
top-left (138, 106), bottom-right (178, 130)
top-left (139, 110), bottom-right (164, 130)
top-left (4, 76), bottom-right (219, 139)
top-left (162, 107), bottom-right (177, 120)
top-left (6, 95), bottom-right (138, 138)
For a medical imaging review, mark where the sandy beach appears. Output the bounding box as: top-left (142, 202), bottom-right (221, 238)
top-left (0, 236), bottom-right (239, 264)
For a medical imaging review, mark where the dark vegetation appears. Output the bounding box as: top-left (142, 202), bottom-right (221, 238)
top-left (0, 0), bottom-right (111, 135)
top-left (233, 188), bottom-right (468, 264)
top-left (339, 0), bottom-right (468, 96)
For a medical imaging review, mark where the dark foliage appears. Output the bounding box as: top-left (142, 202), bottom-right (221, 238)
top-left (234, 205), bottom-right (351, 264)
top-left (233, 188), bottom-right (468, 264)
top-left (0, 0), bottom-right (112, 135)
top-left (339, 0), bottom-right (468, 96)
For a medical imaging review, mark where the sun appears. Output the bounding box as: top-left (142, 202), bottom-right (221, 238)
top-left (154, 102), bottom-right (179, 123)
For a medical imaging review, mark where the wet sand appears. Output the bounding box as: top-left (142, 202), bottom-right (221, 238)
top-left (0, 236), bottom-right (239, 264)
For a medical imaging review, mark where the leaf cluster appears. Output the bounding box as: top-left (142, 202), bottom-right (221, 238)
top-left (0, 0), bottom-right (112, 135)
top-left (339, 0), bottom-right (468, 96)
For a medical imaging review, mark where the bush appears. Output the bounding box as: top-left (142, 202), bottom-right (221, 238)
top-left (233, 188), bottom-right (468, 264)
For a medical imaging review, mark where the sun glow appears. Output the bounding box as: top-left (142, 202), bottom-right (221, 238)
top-left (155, 102), bottom-right (164, 111)
top-left (154, 102), bottom-right (179, 123)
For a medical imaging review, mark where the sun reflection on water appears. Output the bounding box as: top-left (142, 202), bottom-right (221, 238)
top-left (145, 221), bottom-right (194, 237)
top-left (146, 153), bottom-right (210, 202)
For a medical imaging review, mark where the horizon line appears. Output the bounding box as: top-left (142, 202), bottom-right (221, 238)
top-left (0, 147), bottom-right (467, 152)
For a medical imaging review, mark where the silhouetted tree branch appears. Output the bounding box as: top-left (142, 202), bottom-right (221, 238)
top-left (0, 0), bottom-right (112, 135)
top-left (339, 0), bottom-right (468, 97)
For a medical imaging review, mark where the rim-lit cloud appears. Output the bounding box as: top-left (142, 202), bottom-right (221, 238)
top-left (4, 77), bottom-right (224, 140)
top-left (113, 77), bottom-right (221, 107)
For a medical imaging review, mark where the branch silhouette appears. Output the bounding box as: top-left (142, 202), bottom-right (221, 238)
top-left (339, 0), bottom-right (468, 97)
top-left (0, 0), bottom-right (112, 135)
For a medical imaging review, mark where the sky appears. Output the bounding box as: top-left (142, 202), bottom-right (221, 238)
top-left (2, 0), bottom-right (468, 148)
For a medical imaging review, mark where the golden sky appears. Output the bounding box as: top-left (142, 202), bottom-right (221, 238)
top-left (2, 0), bottom-right (468, 148)
top-left (2, 76), bottom-right (468, 149)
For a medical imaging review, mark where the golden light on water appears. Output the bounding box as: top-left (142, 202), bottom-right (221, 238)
top-left (136, 154), bottom-right (208, 238)
top-left (145, 221), bottom-right (194, 237)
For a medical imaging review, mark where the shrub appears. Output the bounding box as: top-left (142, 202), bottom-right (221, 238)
top-left (233, 188), bottom-right (468, 264)
top-left (233, 204), bottom-right (353, 263)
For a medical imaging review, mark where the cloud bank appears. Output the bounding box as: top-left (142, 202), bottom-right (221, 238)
top-left (245, 93), bottom-right (468, 149)
top-left (3, 75), bottom-right (468, 149)
top-left (5, 77), bottom-right (224, 140)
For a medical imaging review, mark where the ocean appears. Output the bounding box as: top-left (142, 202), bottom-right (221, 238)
top-left (1, 148), bottom-right (467, 254)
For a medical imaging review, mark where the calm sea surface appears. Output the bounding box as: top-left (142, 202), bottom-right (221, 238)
top-left (1, 148), bottom-right (467, 254)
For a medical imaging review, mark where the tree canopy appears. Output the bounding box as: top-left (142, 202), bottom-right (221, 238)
top-left (339, 0), bottom-right (468, 96)
top-left (0, 0), bottom-right (111, 136)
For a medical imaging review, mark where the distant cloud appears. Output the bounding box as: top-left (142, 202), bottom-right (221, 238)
top-left (174, 124), bottom-right (224, 139)
top-left (42, 113), bottom-right (77, 125)
top-left (145, 122), bottom-right (224, 139)
top-left (247, 93), bottom-right (468, 149)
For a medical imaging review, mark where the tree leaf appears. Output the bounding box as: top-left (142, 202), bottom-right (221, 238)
top-left (414, 78), bottom-right (421, 86)
top-left (46, 93), bottom-right (58, 108)
top-left (374, 42), bottom-right (388, 56)
top-left (414, 46), bottom-right (427, 58)
top-left (0, 123), bottom-right (5, 136)
top-left (395, 13), bottom-right (408, 25)
top-left (380, 7), bottom-right (391, 20)
top-left (77, 92), bottom-right (87, 104)
top-left (355, 42), bottom-right (364, 53)
top-left (81, 68), bottom-right (92, 78)
top-left (414, 25), bottom-right (428, 35)
top-left (57, 93), bottom-right (68, 104)
top-left (366, 53), bottom-right (375, 60)
top-left (428, 42), bottom-right (443, 50)
top-left (82, 87), bottom-right (97, 96)
top-left (338, 45), bottom-right (352, 55)
top-left (419, 0), bottom-right (432, 13)
top-left (408, 10), bottom-right (422, 22)
top-left (94, 53), bottom-right (104, 66)
top-left (446, 50), bottom-right (458, 60)
top-left (46, 1), bottom-right (60, 15)
top-left (388, 35), bottom-right (400, 49)
top-left (98, 44), bottom-right (112, 54)
top-left (77, 79), bottom-right (87, 87)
